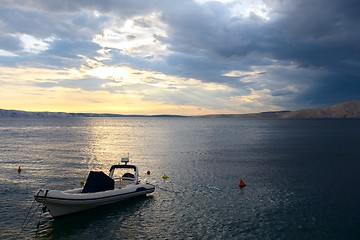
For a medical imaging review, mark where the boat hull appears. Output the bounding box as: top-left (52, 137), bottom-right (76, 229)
top-left (35, 184), bottom-right (155, 217)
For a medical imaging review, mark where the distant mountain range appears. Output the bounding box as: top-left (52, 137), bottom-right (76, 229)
top-left (202, 100), bottom-right (360, 119)
top-left (1, 100), bottom-right (360, 119)
top-left (0, 109), bottom-right (184, 118)
top-left (280, 101), bottom-right (360, 119)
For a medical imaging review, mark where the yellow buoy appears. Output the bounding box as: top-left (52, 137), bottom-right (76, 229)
top-left (162, 174), bottom-right (169, 180)
top-left (79, 180), bottom-right (85, 186)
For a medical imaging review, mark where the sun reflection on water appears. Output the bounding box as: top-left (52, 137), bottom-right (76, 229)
top-left (81, 118), bottom-right (162, 173)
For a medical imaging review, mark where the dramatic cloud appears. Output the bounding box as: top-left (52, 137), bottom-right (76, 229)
top-left (0, 0), bottom-right (359, 114)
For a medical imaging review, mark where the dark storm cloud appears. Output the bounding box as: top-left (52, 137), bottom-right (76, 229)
top-left (263, 0), bottom-right (360, 106)
top-left (1, 0), bottom-right (359, 110)
top-left (0, 34), bottom-right (23, 52)
top-left (0, 0), bottom-right (162, 16)
top-left (294, 73), bottom-right (360, 107)
top-left (163, 1), bottom-right (229, 51)
top-left (264, 0), bottom-right (360, 71)
top-left (45, 39), bottom-right (101, 59)
top-left (159, 0), bottom-right (360, 107)
top-left (0, 6), bottom-right (109, 40)
top-left (0, 5), bottom-right (107, 68)
top-left (163, 0), bottom-right (360, 73)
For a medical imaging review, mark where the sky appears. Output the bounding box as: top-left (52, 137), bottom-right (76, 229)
top-left (0, 0), bottom-right (359, 115)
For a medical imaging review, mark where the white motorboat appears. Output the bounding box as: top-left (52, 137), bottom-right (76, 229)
top-left (34, 157), bottom-right (155, 217)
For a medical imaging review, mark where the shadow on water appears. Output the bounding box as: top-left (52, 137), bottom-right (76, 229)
top-left (37, 195), bottom-right (154, 239)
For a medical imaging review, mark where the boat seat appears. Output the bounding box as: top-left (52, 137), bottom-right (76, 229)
top-left (122, 172), bottom-right (135, 180)
top-left (113, 173), bottom-right (135, 188)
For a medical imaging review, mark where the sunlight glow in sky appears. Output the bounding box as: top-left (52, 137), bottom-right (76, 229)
top-left (0, 0), bottom-right (359, 114)
top-left (93, 13), bottom-right (168, 59)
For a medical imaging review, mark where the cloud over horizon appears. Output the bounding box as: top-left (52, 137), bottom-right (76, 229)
top-left (0, 0), bottom-right (359, 114)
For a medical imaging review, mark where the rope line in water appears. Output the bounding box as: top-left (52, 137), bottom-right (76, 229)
top-left (16, 202), bottom-right (41, 239)
top-left (16, 190), bottom-right (43, 239)
top-left (35, 205), bottom-right (44, 236)
top-left (20, 197), bottom-right (36, 228)
top-left (152, 183), bottom-right (181, 193)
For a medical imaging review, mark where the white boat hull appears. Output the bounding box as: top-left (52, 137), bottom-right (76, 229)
top-left (35, 183), bottom-right (155, 217)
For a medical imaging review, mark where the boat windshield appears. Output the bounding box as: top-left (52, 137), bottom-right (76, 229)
top-left (112, 168), bottom-right (135, 180)
top-left (110, 165), bottom-right (136, 179)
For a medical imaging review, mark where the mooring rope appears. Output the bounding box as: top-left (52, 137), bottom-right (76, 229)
top-left (35, 205), bottom-right (44, 236)
top-left (152, 183), bottom-right (181, 193)
top-left (20, 197), bottom-right (36, 228)
top-left (16, 190), bottom-right (43, 239)
top-left (15, 202), bottom-right (41, 239)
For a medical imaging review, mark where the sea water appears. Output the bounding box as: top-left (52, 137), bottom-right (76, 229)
top-left (1, 117), bottom-right (360, 239)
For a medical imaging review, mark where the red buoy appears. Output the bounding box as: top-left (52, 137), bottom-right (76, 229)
top-left (17, 166), bottom-right (21, 173)
top-left (146, 170), bottom-right (151, 175)
top-left (239, 179), bottom-right (246, 188)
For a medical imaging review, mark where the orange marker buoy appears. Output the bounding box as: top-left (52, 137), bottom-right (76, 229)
top-left (239, 179), bottom-right (246, 188)
top-left (146, 170), bottom-right (151, 175)
top-left (17, 166), bottom-right (21, 173)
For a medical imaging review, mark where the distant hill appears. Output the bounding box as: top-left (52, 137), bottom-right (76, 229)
top-left (200, 100), bottom-right (360, 119)
top-left (0, 109), bottom-right (74, 117)
top-left (0, 109), bottom-right (185, 118)
top-left (1, 100), bottom-right (359, 118)
top-left (279, 101), bottom-right (360, 119)
top-left (200, 111), bottom-right (290, 119)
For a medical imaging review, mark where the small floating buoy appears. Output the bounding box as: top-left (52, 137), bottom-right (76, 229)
top-left (17, 166), bottom-right (21, 173)
top-left (162, 174), bottom-right (169, 180)
top-left (79, 180), bottom-right (85, 187)
top-left (146, 170), bottom-right (151, 175)
top-left (239, 179), bottom-right (246, 188)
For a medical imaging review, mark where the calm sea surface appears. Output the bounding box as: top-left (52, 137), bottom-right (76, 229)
top-left (1, 117), bottom-right (360, 239)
